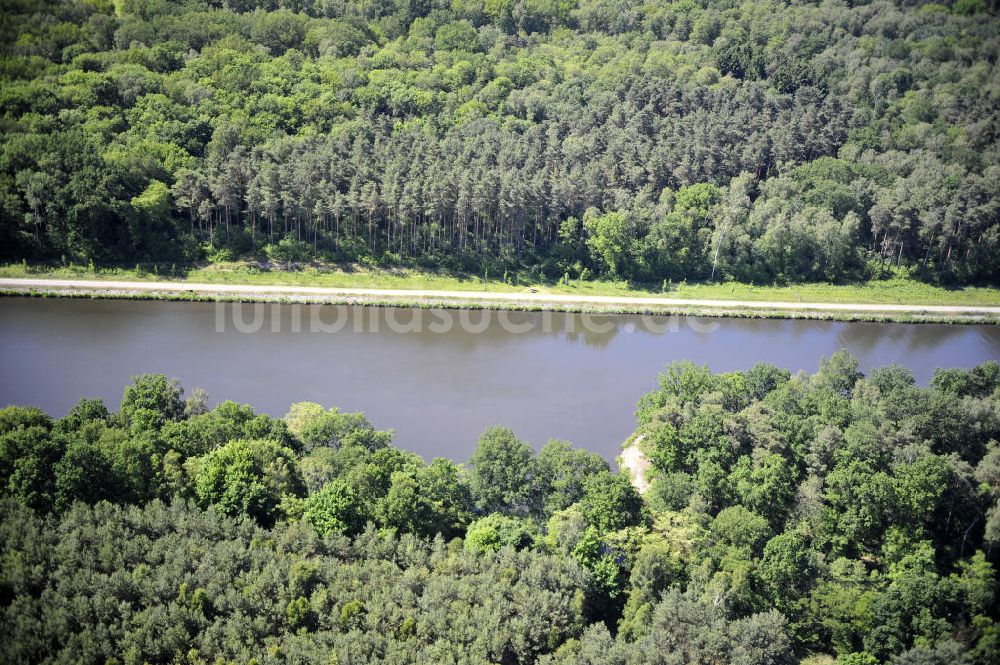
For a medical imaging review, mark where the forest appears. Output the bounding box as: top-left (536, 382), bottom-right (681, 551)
top-left (1, 354), bottom-right (998, 663)
top-left (1, 0), bottom-right (999, 285)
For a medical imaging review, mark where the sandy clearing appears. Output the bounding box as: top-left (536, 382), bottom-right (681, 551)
top-left (619, 435), bottom-right (651, 495)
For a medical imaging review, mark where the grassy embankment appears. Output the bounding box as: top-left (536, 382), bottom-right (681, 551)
top-left (2, 262), bottom-right (999, 322)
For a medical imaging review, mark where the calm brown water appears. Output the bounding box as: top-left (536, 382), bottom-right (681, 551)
top-left (1, 297), bottom-right (997, 460)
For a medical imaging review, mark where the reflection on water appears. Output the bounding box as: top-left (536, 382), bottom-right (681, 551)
top-left (1, 298), bottom-right (997, 460)
top-left (834, 319), bottom-right (996, 355)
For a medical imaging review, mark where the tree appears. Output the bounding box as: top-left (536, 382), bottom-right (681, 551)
top-left (131, 180), bottom-right (172, 255)
top-left (1, 0), bottom-right (998, 283)
top-left (759, 531), bottom-right (818, 611)
top-left (0, 358), bottom-right (998, 661)
top-left (578, 473), bottom-right (644, 533)
top-left (583, 210), bottom-right (634, 277)
top-left (931, 362), bottom-right (1000, 399)
top-left (465, 513), bottom-right (536, 553)
top-left (376, 470), bottom-right (438, 536)
top-left (731, 453), bottom-right (797, 526)
top-left (823, 462), bottom-right (897, 557)
top-left (467, 426), bottom-right (541, 515)
top-left (435, 21), bottom-right (480, 52)
top-left (120, 374), bottom-right (184, 428)
top-left (0, 424), bottom-right (61, 512)
top-left (193, 439), bottom-right (304, 526)
top-left (743, 363), bottom-right (791, 402)
top-left (0, 499), bottom-right (592, 664)
top-left (619, 538), bottom-right (686, 639)
top-left (537, 439), bottom-right (609, 514)
top-left (249, 9), bottom-right (308, 55)
top-left (54, 439), bottom-right (118, 510)
top-left (817, 350), bottom-right (863, 396)
top-left (414, 458), bottom-right (473, 537)
top-left (647, 471), bottom-right (697, 512)
top-left (637, 361), bottom-right (717, 418)
top-left (303, 21), bottom-right (368, 58)
top-left (303, 477), bottom-right (364, 536)
top-left (617, 590), bottom-right (794, 664)
top-left (711, 505), bottom-right (772, 556)
top-left (284, 402), bottom-right (390, 451)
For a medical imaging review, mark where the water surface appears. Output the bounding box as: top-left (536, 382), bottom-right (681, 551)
top-left (1, 297), bottom-right (997, 460)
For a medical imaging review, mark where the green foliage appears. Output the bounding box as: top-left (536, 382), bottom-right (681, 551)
top-left (284, 402), bottom-right (391, 451)
top-left (0, 419), bottom-right (59, 512)
top-left (304, 20), bottom-right (368, 58)
top-left (930, 361), bottom-right (1000, 398)
top-left (637, 361), bottom-right (716, 422)
top-left (759, 531), bottom-right (818, 611)
top-left (583, 210), bottom-right (634, 278)
top-left (411, 457), bottom-right (473, 537)
top-left (468, 426), bottom-right (541, 515)
top-left (711, 505), bottom-right (772, 556)
top-left (375, 470), bottom-right (437, 536)
top-left (647, 470), bottom-right (696, 512)
top-left (731, 453), bottom-right (797, 526)
top-left (570, 526), bottom-right (627, 600)
top-left (537, 439), bottom-right (609, 514)
top-left (194, 438), bottom-right (304, 526)
top-left (618, 537), bottom-right (686, 638)
top-left (1, 356), bottom-right (998, 662)
top-left (249, 9), bottom-right (308, 55)
top-left (578, 472), bottom-right (644, 533)
top-left (162, 399), bottom-right (291, 457)
top-left (302, 477), bottom-right (363, 536)
top-left (435, 20), bottom-right (480, 52)
top-left (818, 350), bottom-right (864, 396)
top-left (130, 179), bottom-right (169, 217)
top-left (0, 500), bottom-right (592, 663)
top-left (1, 0), bottom-right (998, 286)
top-left (120, 373), bottom-right (184, 428)
top-left (465, 513), bottom-right (536, 553)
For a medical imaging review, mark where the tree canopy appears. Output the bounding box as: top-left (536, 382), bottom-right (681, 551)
top-left (1, 0), bottom-right (998, 286)
top-left (1, 357), bottom-right (998, 662)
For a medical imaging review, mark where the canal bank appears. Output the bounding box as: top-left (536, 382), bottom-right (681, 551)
top-left (2, 277), bottom-right (999, 324)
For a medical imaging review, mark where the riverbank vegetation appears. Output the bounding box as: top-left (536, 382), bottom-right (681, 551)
top-left (5, 261), bottom-right (1000, 308)
top-left (2, 0), bottom-right (999, 288)
top-left (2, 355), bottom-right (998, 663)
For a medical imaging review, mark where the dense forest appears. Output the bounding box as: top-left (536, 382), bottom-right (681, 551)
top-left (1, 354), bottom-right (998, 663)
top-left (1, 0), bottom-right (999, 284)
